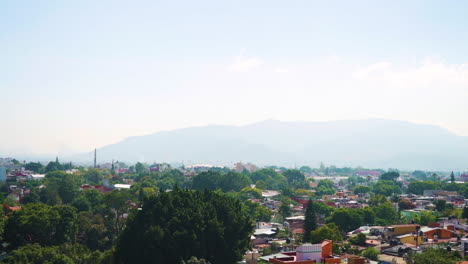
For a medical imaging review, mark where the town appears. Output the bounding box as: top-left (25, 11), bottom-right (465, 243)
top-left (1, 156), bottom-right (468, 264)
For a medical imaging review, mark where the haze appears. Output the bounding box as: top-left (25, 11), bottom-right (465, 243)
top-left (2, 0), bottom-right (468, 156)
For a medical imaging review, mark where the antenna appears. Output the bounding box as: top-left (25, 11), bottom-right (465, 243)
top-left (94, 148), bottom-right (97, 168)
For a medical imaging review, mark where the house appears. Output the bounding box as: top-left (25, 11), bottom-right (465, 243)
top-left (386, 224), bottom-right (419, 237)
top-left (395, 234), bottom-right (424, 245)
top-left (421, 227), bottom-right (457, 240)
top-left (285, 216), bottom-right (305, 230)
top-left (266, 240), bottom-right (341, 264)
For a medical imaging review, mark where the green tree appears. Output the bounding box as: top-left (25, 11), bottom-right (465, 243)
top-left (434, 200), bottom-right (447, 212)
top-left (71, 195), bottom-right (92, 212)
top-left (2, 243), bottom-right (108, 264)
top-left (283, 169), bottom-right (305, 185)
top-left (450, 171), bottom-right (455, 183)
top-left (255, 180), bottom-right (267, 190)
top-left (406, 248), bottom-right (459, 264)
top-left (380, 171), bottom-right (400, 181)
top-left (326, 208), bottom-right (363, 232)
top-left (361, 247), bottom-right (379, 261)
top-left (353, 185), bottom-right (371, 195)
top-left (103, 190), bottom-right (133, 235)
top-left (115, 188), bottom-right (253, 264)
top-left (4, 203), bottom-right (78, 248)
top-left (303, 199), bottom-right (318, 242)
top-left (309, 223), bottom-right (342, 244)
top-left (192, 171), bottom-right (223, 191)
top-left (24, 162), bottom-right (44, 173)
top-left (462, 206), bottom-right (468, 219)
top-left (59, 173), bottom-right (82, 204)
top-left (279, 199), bottom-right (292, 218)
top-left (349, 233), bottom-right (367, 246)
top-left (135, 162), bottom-right (145, 174)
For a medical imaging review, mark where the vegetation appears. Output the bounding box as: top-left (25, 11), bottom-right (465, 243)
top-left (115, 188), bottom-right (253, 264)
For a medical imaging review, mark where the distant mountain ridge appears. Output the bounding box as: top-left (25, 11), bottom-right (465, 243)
top-left (75, 119), bottom-right (468, 170)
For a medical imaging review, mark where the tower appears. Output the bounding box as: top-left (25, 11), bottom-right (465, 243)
top-left (94, 148), bottom-right (97, 168)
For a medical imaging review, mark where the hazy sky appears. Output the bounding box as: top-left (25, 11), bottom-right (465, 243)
top-left (2, 0), bottom-right (468, 155)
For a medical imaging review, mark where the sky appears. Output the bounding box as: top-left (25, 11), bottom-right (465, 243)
top-left (1, 0), bottom-right (468, 156)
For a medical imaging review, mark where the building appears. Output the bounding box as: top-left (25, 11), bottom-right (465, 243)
top-left (0, 166), bottom-right (6, 183)
top-left (386, 224), bottom-right (419, 237)
top-left (266, 240), bottom-right (341, 264)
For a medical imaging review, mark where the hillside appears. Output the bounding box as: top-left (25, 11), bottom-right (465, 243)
top-left (76, 119), bottom-right (468, 170)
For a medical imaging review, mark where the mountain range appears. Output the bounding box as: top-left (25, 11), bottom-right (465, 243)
top-left (75, 119), bottom-right (468, 170)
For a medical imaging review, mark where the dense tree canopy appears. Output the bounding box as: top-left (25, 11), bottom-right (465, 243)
top-left (5, 203), bottom-right (78, 249)
top-left (115, 188), bottom-right (253, 264)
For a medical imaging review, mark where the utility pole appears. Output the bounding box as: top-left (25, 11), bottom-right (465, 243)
top-left (94, 148), bottom-right (97, 168)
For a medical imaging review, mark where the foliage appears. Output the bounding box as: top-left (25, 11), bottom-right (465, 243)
top-left (353, 185), bottom-right (370, 195)
top-left (398, 199), bottom-right (416, 210)
top-left (192, 171), bottom-right (252, 192)
top-left (361, 247), bottom-right (379, 261)
top-left (279, 199), bottom-right (292, 218)
top-left (309, 201), bottom-right (335, 217)
top-left (103, 190), bottom-right (133, 235)
top-left (243, 200), bottom-right (272, 222)
top-left (380, 171), bottom-right (400, 181)
top-left (369, 195), bottom-right (387, 206)
top-left (462, 206), bottom-right (468, 219)
top-left (434, 200), bottom-right (447, 212)
top-left (24, 162), bottom-right (44, 173)
top-left (303, 200), bottom-right (318, 242)
top-left (283, 169), bottom-right (305, 185)
top-left (5, 203), bottom-right (78, 249)
top-left (316, 179), bottom-right (336, 196)
top-left (2, 243), bottom-right (110, 264)
top-left (115, 188), bottom-right (253, 264)
top-left (326, 208), bottom-right (364, 232)
top-left (349, 233), bottom-right (366, 246)
top-left (372, 180), bottom-right (401, 196)
top-left (407, 181), bottom-right (440, 195)
top-left (406, 248), bottom-right (460, 264)
top-left (414, 211), bottom-right (437, 226)
top-left (309, 223), bottom-right (342, 244)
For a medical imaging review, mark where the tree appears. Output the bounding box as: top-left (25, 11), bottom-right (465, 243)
top-left (372, 180), bottom-right (401, 196)
top-left (379, 171), bottom-right (400, 182)
top-left (361, 247), bottom-right (379, 261)
top-left (407, 181), bottom-right (439, 195)
top-left (24, 162), bottom-right (44, 173)
top-left (255, 180), bottom-right (267, 190)
top-left (462, 206), bottom-right (468, 219)
top-left (303, 200), bottom-right (318, 242)
top-left (192, 171), bottom-right (223, 191)
top-left (372, 203), bottom-right (398, 225)
top-left (309, 223), bottom-right (342, 244)
top-left (450, 171), bottom-right (455, 183)
top-left (59, 173), bottom-right (82, 204)
top-left (316, 179), bottom-right (336, 195)
top-left (414, 211), bottom-right (437, 226)
top-left (283, 169), bottom-right (305, 185)
top-left (2, 243), bottom-right (108, 264)
top-left (434, 200), bottom-right (447, 212)
top-left (353, 185), bottom-right (370, 195)
top-left (135, 162), bottom-right (145, 174)
top-left (4, 203), bottom-right (78, 248)
top-left (279, 199), bottom-right (292, 218)
top-left (398, 199), bottom-right (416, 210)
top-left (406, 248), bottom-right (460, 264)
top-left (103, 190), bottom-right (133, 235)
top-left (115, 188), bottom-right (253, 264)
top-left (349, 232), bottom-right (367, 246)
top-left (219, 172), bottom-right (252, 192)
top-left (326, 208), bottom-right (363, 232)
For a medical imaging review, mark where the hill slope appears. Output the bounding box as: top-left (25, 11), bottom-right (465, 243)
top-left (78, 119), bottom-right (468, 170)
